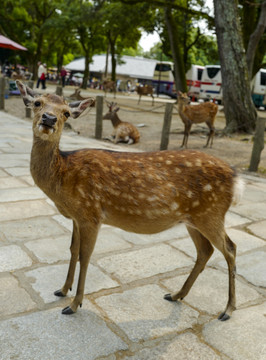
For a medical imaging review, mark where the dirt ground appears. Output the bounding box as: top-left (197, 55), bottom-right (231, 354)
top-left (3, 84), bottom-right (266, 177)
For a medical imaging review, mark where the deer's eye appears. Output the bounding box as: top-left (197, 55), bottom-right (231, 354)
top-left (34, 101), bottom-right (41, 107)
top-left (64, 111), bottom-right (70, 118)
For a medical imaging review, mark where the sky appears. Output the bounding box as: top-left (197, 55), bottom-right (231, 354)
top-left (139, 0), bottom-right (214, 52)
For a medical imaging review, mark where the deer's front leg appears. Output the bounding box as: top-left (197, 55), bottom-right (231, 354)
top-left (62, 223), bottom-right (99, 315)
top-left (54, 221), bottom-right (80, 297)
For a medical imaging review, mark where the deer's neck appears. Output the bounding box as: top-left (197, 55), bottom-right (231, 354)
top-left (30, 137), bottom-right (62, 192)
top-left (110, 113), bottom-right (122, 128)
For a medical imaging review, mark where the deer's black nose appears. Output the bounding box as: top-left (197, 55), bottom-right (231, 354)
top-left (42, 113), bottom-right (57, 127)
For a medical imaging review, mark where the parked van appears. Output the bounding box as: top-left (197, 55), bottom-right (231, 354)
top-left (251, 68), bottom-right (266, 108)
top-left (199, 65), bottom-right (222, 103)
top-left (186, 65), bottom-right (204, 100)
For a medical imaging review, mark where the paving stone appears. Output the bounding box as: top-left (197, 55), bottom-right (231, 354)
top-left (0, 176), bottom-right (28, 189)
top-left (171, 228), bottom-right (266, 266)
top-left (225, 211), bottom-right (250, 227)
top-left (119, 224), bottom-right (188, 245)
top-left (0, 169), bottom-right (7, 176)
top-left (5, 166), bottom-right (31, 176)
top-left (0, 300), bottom-right (127, 360)
top-left (0, 153), bottom-right (29, 167)
top-left (96, 284), bottom-right (199, 342)
top-left (123, 332), bottom-right (221, 360)
top-left (203, 302), bottom-right (266, 360)
top-left (240, 184), bottom-right (266, 203)
top-left (0, 186), bottom-right (46, 202)
top-left (97, 244), bottom-right (193, 283)
top-left (93, 227), bottom-right (132, 254)
top-left (53, 214), bottom-right (73, 231)
top-left (161, 268), bottom-right (260, 316)
top-left (0, 274), bottom-right (36, 316)
top-left (0, 245), bottom-right (32, 271)
top-left (0, 199), bottom-right (56, 221)
top-left (25, 263), bottom-right (119, 303)
top-left (25, 235), bottom-right (71, 263)
top-left (19, 175), bottom-right (35, 186)
top-left (247, 220), bottom-right (266, 240)
top-left (234, 250), bottom-right (266, 287)
top-left (0, 217), bottom-right (67, 242)
top-left (232, 202), bottom-right (266, 221)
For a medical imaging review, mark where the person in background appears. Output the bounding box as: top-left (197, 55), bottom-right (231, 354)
top-left (60, 66), bottom-right (67, 87)
top-left (41, 63), bottom-right (47, 89)
top-left (36, 62), bottom-right (45, 89)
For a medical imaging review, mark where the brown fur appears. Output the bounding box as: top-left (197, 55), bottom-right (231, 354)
top-left (16, 80), bottom-right (242, 321)
top-left (177, 91), bottom-right (218, 148)
top-left (102, 79), bottom-right (116, 98)
top-left (136, 85), bottom-right (154, 105)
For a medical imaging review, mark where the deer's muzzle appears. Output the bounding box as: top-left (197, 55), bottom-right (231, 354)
top-left (41, 113), bottom-right (57, 128)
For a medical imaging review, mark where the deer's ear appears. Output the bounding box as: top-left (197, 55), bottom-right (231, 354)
top-left (177, 90), bottom-right (182, 96)
top-left (16, 80), bottom-right (38, 107)
top-left (69, 97), bottom-right (95, 119)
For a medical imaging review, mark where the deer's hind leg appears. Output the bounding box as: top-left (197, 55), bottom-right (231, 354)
top-left (164, 226), bottom-right (214, 302)
top-left (204, 121), bottom-right (215, 148)
top-left (54, 220), bottom-right (80, 297)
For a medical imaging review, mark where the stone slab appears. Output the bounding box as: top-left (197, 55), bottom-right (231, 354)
top-left (203, 302), bottom-right (266, 360)
top-left (96, 284), bottom-right (198, 342)
top-left (0, 274), bottom-right (36, 316)
top-left (232, 202), bottom-right (266, 221)
top-left (5, 166), bottom-right (31, 176)
top-left (123, 332), bottom-right (221, 360)
top-left (161, 268), bottom-right (261, 315)
top-left (234, 250), bottom-right (266, 287)
top-left (93, 227), bottom-right (132, 255)
top-left (0, 245), bottom-right (32, 271)
top-left (0, 217), bottom-right (67, 242)
top-left (0, 199), bottom-right (56, 222)
top-left (0, 153), bottom-right (29, 168)
top-left (225, 211), bottom-right (251, 228)
top-left (247, 220), bottom-right (266, 240)
top-left (0, 176), bottom-right (29, 189)
top-left (25, 263), bottom-right (119, 303)
top-left (0, 300), bottom-right (127, 360)
top-left (97, 244), bottom-right (193, 283)
top-left (0, 186), bottom-right (46, 202)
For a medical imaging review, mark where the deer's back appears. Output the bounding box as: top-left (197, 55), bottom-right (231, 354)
top-left (183, 102), bottom-right (218, 124)
top-left (116, 122), bottom-right (140, 143)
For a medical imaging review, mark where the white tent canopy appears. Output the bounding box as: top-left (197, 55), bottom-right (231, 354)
top-left (66, 54), bottom-right (160, 80)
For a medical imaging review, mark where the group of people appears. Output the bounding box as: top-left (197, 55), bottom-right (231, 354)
top-left (36, 62), bottom-right (68, 89)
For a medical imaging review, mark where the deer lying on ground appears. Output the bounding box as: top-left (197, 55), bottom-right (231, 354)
top-left (177, 91), bottom-right (218, 148)
top-left (136, 85), bottom-right (154, 105)
top-left (102, 79), bottom-right (116, 98)
top-left (103, 101), bottom-right (140, 144)
top-left (69, 88), bottom-right (95, 102)
top-left (16, 79), bottom-right (244, 321)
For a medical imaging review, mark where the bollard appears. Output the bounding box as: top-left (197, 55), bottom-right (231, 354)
top-left (56, 86), bottom-right (63, 96)
top-left (0, 77), bottom-right (5, 110)
top-left (95, 96), bottom-right (103, 139)
top-left (249, 117), bottom-right (266, 172)
top-left (160, 103), bottom-right (173, 150)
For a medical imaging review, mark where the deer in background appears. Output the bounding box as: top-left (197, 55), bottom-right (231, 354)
top-left (177, 91), bottom-right (218, 148)
top-left (103, 101), bottom-right (140, 144)
top-left (16, 79), bottom-right (244, 321)
top-left (136, 85), bottom-right (154, 105)
top-left (69, 88), bottom-right (95, 103)
top-left (102, 79), bottom-right (116, 98)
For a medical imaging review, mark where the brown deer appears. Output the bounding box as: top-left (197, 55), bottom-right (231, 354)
top-left (102, 79), bottom-right (116, 98)
top-left (136, 85), bottom-right (154, 105)
top-left (103, 101), bottom-right (140, 144)
top-left (16, 79), bottom-right (244, 321)
top-left (69, 88), bottom-right (95, 102)
top-left (177, 91), bottom-right (218, 148)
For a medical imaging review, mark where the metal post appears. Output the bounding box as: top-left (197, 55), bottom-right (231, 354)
top-left (56, 86), bottom-right (63, 96)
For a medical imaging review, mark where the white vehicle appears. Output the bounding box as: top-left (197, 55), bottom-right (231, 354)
top-left (199, 65), bottom-right (222, 103)
top-left (186, 65), bottom-right (204, 100)
top-left (251, 68), bottom-right (266, 108)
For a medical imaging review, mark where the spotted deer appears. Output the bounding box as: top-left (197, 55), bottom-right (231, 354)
top-left (136, 85), bottom-right (154, 105)
top-left (102, 79), bottom-right (116, 98)
top-left (103, 101), bottom-right (140, 144)
top-left (16, 79), bottom-right (244, 321)
top-left (177, 91), bottom-right (218, 148)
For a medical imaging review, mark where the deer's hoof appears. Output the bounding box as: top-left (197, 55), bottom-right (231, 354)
top-left (62, 306), bottom-right (75, 315)
top-left (218, 312), bottom-right (230, 321)
top-left (54, 289), bottom-right (66, 297)
top-left (164, 293), bottom-right (174, 302)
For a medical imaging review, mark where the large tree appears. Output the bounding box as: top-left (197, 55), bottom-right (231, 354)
top-left (214, 0), bottom-right (257, 133)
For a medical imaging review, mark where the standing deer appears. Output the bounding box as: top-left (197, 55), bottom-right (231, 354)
top-left (102, 79), bottom-right (116, 98)
top-left (136, 85), bottom-right (154, 105)
top-left (177, 91), bottom-right (218, 148)
top-left (16, 79), bottom-right (244, 321)
top-left (103, 101), bottom-right (140, 144)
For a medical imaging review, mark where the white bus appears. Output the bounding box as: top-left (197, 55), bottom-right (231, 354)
top-left (251, 68), bottom-right (266, 108)
top-left (199, 65), bottom-right (222, 103)
top-left (186, 65), bottom-right (204, 100)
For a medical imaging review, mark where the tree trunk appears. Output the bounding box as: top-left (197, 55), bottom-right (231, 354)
top-left (110, 40), bottom-right (116, 82)
top-left (246, 0), bottom-right (266, 79)
top-left (214, 0), bottom-right (257, 134)
top-left (82, 54), bottom-right (90, 89)
top-left (249, 117), bottom-right (265, 172)
top-left (164, 6), bottom-right (187, 92)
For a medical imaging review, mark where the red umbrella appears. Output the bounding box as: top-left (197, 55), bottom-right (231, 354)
top-left (0, 34), bottom-right (27, 51)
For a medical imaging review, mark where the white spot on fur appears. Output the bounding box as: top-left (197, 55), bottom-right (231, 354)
top-left (170, 202), bottom-right (179, 211)
top-left (192, 200), bottom-right (200, 208)
top-left (175, 168), bottom-right (181, 174)
top-left (78, 187), bottom-right (86, 197)
top-left (187, 191), bottom-right (193, 198)
top-left (166, 160), bottom-right (172, 165)
top-left (203, 184), bottom-right (212, 192)
top-left (186, 161), bottom-right (192, 167)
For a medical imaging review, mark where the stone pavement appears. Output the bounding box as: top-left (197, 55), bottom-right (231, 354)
top-left (0, 110), bottom-right (265, 360)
